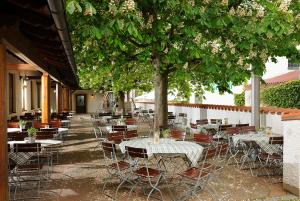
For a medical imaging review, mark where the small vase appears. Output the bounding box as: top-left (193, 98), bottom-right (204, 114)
top-left (25, 137), bottom-right (35, 143)
top-left (153, 131), bottom-right (160, 144)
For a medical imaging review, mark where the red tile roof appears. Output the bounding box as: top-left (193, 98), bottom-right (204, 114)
top-left (246, 70), bottom-right (299, 90)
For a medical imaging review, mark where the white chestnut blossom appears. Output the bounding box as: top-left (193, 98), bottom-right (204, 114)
top-left (188, 0), bottom-right (195, 7)
top-left (237, 57), bottom-right (244, 66)
top-left (279, 0), bottom-right (292, 12)
top-left (221, 0), bottom-right (228, 6)
top-left (194, 33), bottom-right (202, 44)
top-left (121, 0), bottom-right (135, 13)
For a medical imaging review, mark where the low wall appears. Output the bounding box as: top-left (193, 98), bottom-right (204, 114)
top-left (135, 102), bottom-right (300, 134)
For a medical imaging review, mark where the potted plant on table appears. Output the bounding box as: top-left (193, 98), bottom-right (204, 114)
top-left (162, 129), bottom-right (170, 138)
top-left (25, 127), bottom-right (38, 143)
top-left (19, 120), bottom-right (26, 131)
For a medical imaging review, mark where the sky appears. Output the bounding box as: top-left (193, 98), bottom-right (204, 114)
top-left (135, 57), bottom-right (294, 105)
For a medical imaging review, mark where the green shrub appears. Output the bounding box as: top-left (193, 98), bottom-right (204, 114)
top-left (234, 92), bottom-right (245, 106)
top-left (261, 80), bottom-right (300, 108)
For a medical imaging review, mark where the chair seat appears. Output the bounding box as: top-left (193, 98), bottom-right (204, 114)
top-left (202, 163), bottom-right (222, 171)
top-left (179, 167), bottom-right (209, 180)
top-left (259, 152), bottom-right (282, 160)
top-left (134, 167), bottom-right (161, 178)
top-left (110, 161), bottom-right (130, 170)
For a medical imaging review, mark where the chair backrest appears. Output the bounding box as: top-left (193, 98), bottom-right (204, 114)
top-left (107, 132), bottom-right (125, 142)
top-left (217, 143), bottom-right (229, 157)
top-left (125, 130), bottom-right (138, 139)
top-left (7, 122), bottom-right (19, 128)
top-left (202, 147), bottom-right (218, 161)
top-left (193, 133), bottom-right (213, 144)
top-left (33, 122), bottom-right (47, 129)
top-left (196, 119), bottom-right (208, 125)
top-left (123, 114), bottom-right (133, 119)
top-left (210, 119), bottom-right (222, 124)
top-left (125, 118), bottom-right (136, 125)
top-left (36, 131), bottom-right (55, 139)
top-left (111, 115), bottom-right (121, 119)
top-left (219, 124), bottom-right (233, 131)
top-left (269, 136), bottom-right (283, 145)
top-left (126, 146), bottom-right (148, 159)
top-left (112, 125), bottom-right (127, 132)
top-left (170, 130), bottom-right (186, 140)
top-left (50, 120), bottom-right (61, 128)
top-left (40, 128), bottom-right (58, 132)
top-left (178, 113), bottom-right (187, 117)
top-left (240, 126), bottom-right (256, 133)
top-left (14, 143), bottom-right (42, 153)
top-left (168, 115), bottom-right (176, 120)
top-left (236, 123), bottom-right (249, 127)
top-left (190, 123), bottom-right (198, 129)
top-left (8, 132), bottom-right (28, 141)
top-left (102, 141), bottom-right (117, 159)
top-left (225, 127), bottom-right (239, 135)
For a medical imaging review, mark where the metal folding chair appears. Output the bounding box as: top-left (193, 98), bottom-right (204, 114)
top-left (258, 136), bottom-right (283, 178)
top-left (101, 142), bottom-right (130, 199)
top-left (125, 146), bottom-right (165, 201)
top-left (177, 147), bottom-right (218, 200)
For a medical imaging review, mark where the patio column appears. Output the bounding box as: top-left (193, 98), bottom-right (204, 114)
top-left (0, 43), bottom-right (8, 201)
top-left (62, 87), bottom-right (69, 111)
top-left (282, 114), bottom-right (300, 196)
top-left (41, 73), bottom-right (50, 123)
top-left (251, 71), bottom-right (260, 129)
top-left (55, 83), bottom-right (62, 113)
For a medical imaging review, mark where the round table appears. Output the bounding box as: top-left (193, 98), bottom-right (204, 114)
top-left (119, 138), bottom-right (203, 166)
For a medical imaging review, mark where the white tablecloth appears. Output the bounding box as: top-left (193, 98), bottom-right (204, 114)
top-left (58, 128), bottom-right (68, 133)
top-left (119, 138), bottom-right (203, 166)
top-left (232, 133), bottom-right (282, 154)
top-left (106, 125), bottom-right (138, 132)
top-left (8, 139), bottom-right (63, 146)
top-left (7, 128), bottom-right (21, 133)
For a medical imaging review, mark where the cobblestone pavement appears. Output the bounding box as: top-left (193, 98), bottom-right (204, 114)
top-left (36, 115), bottom-right (298, 201)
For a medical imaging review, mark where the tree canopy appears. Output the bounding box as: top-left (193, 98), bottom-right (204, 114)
top-left (66, 0), bottom-right (300, 128)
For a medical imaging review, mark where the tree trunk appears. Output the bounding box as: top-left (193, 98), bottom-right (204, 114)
top-left (154, 70), bottom-right (168, 131)
top-left (118, 91), bottom-right (125, 114)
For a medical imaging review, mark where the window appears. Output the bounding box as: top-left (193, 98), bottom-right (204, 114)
top-left (36, 82), bottom-right (41, 108)
top-left (31, 81), bottom-right (34, 110)
top-left (8, 73), bottom-right (16, 114)
top-left (288, 59), bottom-right (300, 70)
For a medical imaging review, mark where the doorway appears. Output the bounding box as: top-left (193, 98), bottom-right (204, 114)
top-left (76, 94), bottom-right (87, 113)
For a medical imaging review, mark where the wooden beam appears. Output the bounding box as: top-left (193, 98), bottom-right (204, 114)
top-left (7, 63), bottom-right (37, 71)
top-left (41, 73), bottom-right (50, 123)
top-left (0, 43), bottom-right (9, 201)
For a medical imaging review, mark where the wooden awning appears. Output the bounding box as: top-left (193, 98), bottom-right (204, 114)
top-left (0, 0), bottom-right (78, 88)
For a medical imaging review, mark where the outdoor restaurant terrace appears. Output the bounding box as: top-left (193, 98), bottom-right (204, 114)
top-left (1, 0), bottom-right (300, 201)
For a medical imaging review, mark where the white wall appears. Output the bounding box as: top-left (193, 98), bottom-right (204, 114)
top-left (72, 90), bottom-right (104, 113)
top-left (136, 102), bottom-right (283, 134)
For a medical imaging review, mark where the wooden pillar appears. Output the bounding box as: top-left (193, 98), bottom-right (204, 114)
top-left (41, 73), bottom-right (50, 123)
top-left (62, 87), bottom-right (69, 111)
top-left (0, 43), bottom-right (8, 201)
top-left (55, 83), bottom-right (62, 113)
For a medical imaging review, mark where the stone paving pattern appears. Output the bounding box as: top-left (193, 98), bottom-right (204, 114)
top-left (38, 115), bottom-right (299, 201)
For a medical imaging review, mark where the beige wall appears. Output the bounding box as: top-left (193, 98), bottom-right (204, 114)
top-left (6, 71), bottom-right (58, 120)
top-left (71, 90), bottom-right (104, 113)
